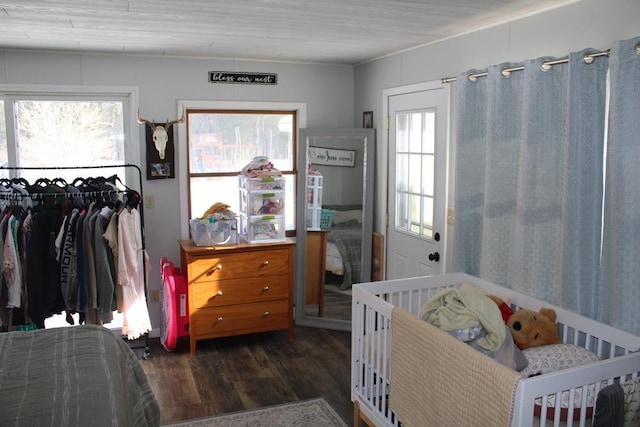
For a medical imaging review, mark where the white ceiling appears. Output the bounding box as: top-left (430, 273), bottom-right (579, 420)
top-left (0, 0), bottom-right (577, 65)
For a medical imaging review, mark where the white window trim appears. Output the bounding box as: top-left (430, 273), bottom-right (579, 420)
top-left (176, 100), bottom-right (307, 239)
top-left (0, 84), bottom-right (141, 181)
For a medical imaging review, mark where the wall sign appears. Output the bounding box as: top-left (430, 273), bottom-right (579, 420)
top-left (208, 71), bottom-right (278, 85)
top-left (308, 146), bottom-right (356, 167)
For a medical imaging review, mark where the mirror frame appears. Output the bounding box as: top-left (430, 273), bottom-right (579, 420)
top-left (295, 128), bottom-right (375, 330)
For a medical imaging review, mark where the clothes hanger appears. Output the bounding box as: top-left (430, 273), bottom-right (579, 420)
top-left (10, 177), bottom-right (30, 187)
top-left (51, 177), bottom-right (68, 188)
top-left (72, 177), bottom-right (88, 187)
top-left (33, 178), bottom-right (51, 187)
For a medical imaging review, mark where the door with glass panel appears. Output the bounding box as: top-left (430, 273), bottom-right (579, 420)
top-left (386, 86), bottom-right (448, 279)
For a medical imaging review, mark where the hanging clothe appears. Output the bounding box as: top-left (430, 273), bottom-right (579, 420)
top-left (118, 206), bottom-right (152, 340)
top-left (0, 166), bottom-right (151, 345)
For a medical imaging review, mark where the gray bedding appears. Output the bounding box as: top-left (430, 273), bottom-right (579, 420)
top-left (0, 324), bottom-right (160, 427)
top-left (327, 225), bottom-right (362, 289)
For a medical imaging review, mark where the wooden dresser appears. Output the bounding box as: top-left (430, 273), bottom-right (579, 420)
top-left (179, 239), bottom-right (295, 355)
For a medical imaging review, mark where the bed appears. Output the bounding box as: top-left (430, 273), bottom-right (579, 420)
top-left (352, 273), bottom-right (640, 427)
top-left (0, 324), bottom-right (160, 426)
top-left (324, 206), bottom-right (363, 290)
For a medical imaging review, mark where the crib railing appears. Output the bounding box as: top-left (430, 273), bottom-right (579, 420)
top-left (352, 273), bottom-right (640, 427)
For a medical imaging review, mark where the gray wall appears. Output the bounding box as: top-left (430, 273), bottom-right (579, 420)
top-left (0, 51), bottom-right (355, 331)
top-left (354, 0), bottom-right (640, 238)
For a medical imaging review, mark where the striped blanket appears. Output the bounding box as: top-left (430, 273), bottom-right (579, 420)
top-left (0, 324), bottom-right (160, 426)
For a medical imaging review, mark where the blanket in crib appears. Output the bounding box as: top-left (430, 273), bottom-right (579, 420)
top-left (420, 288), bottom-right (506, 351)
top-left (390, 307), bottom-right (521, 427)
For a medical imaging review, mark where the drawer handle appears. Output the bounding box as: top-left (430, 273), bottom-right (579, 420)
top-left (263, 311), bottom-right (270, 317)
top-left (263, 286), bottom-right (269, 292)
top-left (206, 264), bottom-right (222, 275)
top-left (216, 316), bottom-right (223, 322)
top-left (262, 260), bottom-right (269, 266)
top-left (216, 290), bottom-right (223, 297)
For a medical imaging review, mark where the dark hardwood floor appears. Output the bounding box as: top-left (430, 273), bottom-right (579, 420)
top-left (138, 326), bottom-right (353, 426)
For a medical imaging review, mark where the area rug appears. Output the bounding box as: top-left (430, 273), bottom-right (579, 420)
top-left (163, 397), bottom-right (348, 427)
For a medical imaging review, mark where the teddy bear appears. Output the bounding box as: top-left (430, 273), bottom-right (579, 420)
top-left (488, 295), bottom-right (562, 350)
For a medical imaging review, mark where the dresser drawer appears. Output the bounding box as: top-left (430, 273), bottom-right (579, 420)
top-left (192, 299), bottom-right (289, 338)
top-left (191, 276), bottom-right (289, 309)
top-left (188, 248), bottom-right (290, 283)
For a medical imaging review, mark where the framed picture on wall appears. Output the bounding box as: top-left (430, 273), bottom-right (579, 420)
top-left (363, 111), bottom-right (373, 128)
top-left (145, 123), bottom-right (176, 179)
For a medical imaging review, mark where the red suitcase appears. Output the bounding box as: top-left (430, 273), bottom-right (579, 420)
top-left (160, 257), bottom-right (189, 351)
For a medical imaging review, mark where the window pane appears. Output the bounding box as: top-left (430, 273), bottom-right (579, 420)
top-left (14, 100), bottom-right (124, 181)
top-left (396, 192), bottom-right (408, 230)
top-left (396, 114), bottom-right (409, 152)
top-left (187, 111), bottom-right (296, 228)
top-left (408, 153), bottom-right (421, 193)
top-left (423, 110), bottom-right (435, 154)
top-left (422, 154), bottom-right (434, 196)
top-left (423, 196), bottom-right (434, 232)
top-left (396, 153), bottom-right (408, 192)
top-left (409, 113), bottom-right (422, 153)
top-left (190, 176), bottom-right (238, 218)
top-left (1, 95), bottom-right (130, 330)
top-left (410, 193), bottom-right (420, 228)
top-left (190, 175), bottom-right (295, 229)
top-left (188, 112), bottom-right (293, 173)
top-left (0, 100), bottom-right (7, 173)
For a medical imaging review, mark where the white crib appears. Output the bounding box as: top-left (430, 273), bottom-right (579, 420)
top-left (351, 273), bottom-right (640, 427)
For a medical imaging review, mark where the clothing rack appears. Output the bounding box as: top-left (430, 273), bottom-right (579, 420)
top-left (0, 164), bottom-right (150, 359)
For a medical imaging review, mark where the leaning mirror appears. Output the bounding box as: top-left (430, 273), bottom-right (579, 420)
top-left (295, 128), bottom-right (375, 330)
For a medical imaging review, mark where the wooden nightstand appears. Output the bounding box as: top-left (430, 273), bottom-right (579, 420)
top-left (179, 239), bottom-right (295, 355)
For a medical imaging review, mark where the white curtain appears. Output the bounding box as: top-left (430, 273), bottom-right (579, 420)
top-left (599, 36), bottom-right (640, 334)
top-left (454, 48), bottom-right (609, 320)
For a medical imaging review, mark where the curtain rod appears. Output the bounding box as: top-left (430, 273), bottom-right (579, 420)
top-left (441, 49), bottom-right (612, 84)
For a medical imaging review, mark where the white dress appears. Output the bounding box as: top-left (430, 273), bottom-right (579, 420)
top-left (117, 207), bottom-right (151, 340)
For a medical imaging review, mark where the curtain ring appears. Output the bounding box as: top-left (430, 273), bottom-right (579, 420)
top-left (635, 42), bottom-right (640, 55)
top-left (501, 69), bottom-right (511, 77)
top-left (583, 52), bottom-right (595, 64)
top-left (539, 56), bottom-right (557, 71)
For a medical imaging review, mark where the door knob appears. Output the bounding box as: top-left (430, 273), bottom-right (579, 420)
top-left (428, 252), bottom-right (440, 262)
top-left (434, 232), bottom-right (440, 242)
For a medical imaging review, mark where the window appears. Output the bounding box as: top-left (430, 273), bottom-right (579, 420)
top-left (395, 109), bottom-right (436, 238)
top-left (185, 108), bottom-right (299, 230)
top-left (0, 86), bottom-right (139, 329)
top-left (0, 101), bottom-right (7, 167)
top-left (0, 87), bottom-right (138, 183)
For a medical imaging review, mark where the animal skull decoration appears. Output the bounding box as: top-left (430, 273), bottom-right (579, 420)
top-left (137, 108), bottom-right (186, 160)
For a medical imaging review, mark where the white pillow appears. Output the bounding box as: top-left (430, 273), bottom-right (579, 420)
top-left (521, 343), bottom-right (600, 377)
top-left (522, 343), bottom-right (603, 416)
